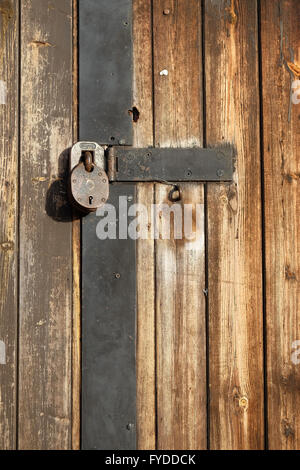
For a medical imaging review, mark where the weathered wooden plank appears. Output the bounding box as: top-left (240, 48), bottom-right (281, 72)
top-left (155, 183), bottom-right (206, 450)
top-left (261, 0), bottom-right (300, 449)
top-left (153, 0), bottom-right (207, 449)
top-left (72, 0), bottom-right (80, 451)
top-left (0, 0), bottom-right (19, 450)
top-left (133, 0), bottom-right (156, 450)
top-left (205, 0), bottom-right (264, 449)
top-left (19, 0), bottom-right (73, 449)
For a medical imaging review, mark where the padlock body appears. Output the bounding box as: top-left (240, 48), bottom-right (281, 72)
top-left (70, 162), bottom-right (109, 212)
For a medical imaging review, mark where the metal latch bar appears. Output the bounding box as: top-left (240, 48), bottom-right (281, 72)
top-left (107, 145), bottom-right (235, 183)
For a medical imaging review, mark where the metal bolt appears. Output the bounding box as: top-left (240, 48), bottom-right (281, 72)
top-left (119, 139), bottom-right (126, 145)
top-left (217, 169), bottom-right (224, 177)
top-left (163, 8), bottom-right (170, 15)
top-left (98, 172), bottom-right (102, 176)
top-left (102, 179), bottom-right (106, 184)
top-left (127, 195), bottom-right (133, 202)
top-left (114, 273), bottom-right (121, 279)
top-left (126, 423), bottom-right (134, 431)
top-left (186, 170), bottom-right (192, 177)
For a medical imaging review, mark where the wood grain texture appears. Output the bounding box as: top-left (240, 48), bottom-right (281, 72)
top-left (261, 0), bottom-right (300, 450)
top-left (136, 184), bottom-right (155, 450)
top-left (19, 0), bottom-right (73, 449)
top-left (133, 0), bottom-right (156, 450)
top-left (205, 0), bottom-right (264, 449)
top-left (155, 183), bottom-right (206, 450)
top-left (0, 0), bottom-right (19, 449)
top-left (71, 0), bottom-right (80, 451)
top-left (153, 0), bottom-right (207, 449)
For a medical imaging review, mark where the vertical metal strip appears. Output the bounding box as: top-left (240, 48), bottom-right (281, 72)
top-left (82, 185), bottom-right (137, 450)
top-left (79, 0), bottom-right (133, 145)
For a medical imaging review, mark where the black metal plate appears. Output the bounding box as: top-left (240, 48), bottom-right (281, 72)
top-left (79, 0), bottom-right (133, 145)
top-left (112, 146), bottom-right (234, 182)
top-left (82, 184), bottom-right (136, 450)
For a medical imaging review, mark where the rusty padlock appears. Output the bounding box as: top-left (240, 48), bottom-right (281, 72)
top-left (70, 142), bottom-right (109, 212)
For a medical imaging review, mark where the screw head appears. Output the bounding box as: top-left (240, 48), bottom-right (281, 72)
top-left (114, 273), bottom-right (121, 279)
top-left (217, 169), bottom-right (224, 177)
top-left (163, 8), bottom-right (170, 15)
top-left (186, 169), bottom-right (192, 177)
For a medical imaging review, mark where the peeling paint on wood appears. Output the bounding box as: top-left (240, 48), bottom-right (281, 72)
top-left (0, 0), bottom-right (18, 450)
top-left (18, 0), bottom-right (73, 450)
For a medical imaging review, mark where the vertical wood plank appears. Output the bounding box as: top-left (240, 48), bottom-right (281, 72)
top-left (19, 0), bottom-right (73, 449)
top-left (261, 0), bottom-right (300, 449)
top-left (72, 0), bottom-right (80, 451)
top-left (0, 0), bottom-right (19, 450)
top-left (155, 183), bottom-right (206, 450)
top-left (153, 0), bottom-right (207, 449)
top-left (133, 0), bottom-right (156, 450)
top-left (205, 0), bottom-right (264, 449)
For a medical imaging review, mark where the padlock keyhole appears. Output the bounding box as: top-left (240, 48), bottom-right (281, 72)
top-left (89, 196), bottom-right (94, 205)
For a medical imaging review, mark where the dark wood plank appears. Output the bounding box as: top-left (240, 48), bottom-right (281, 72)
top-left (72, 0), bottom-right (80, 450)
top-left (133, 0), bottom-right (156, 450)
top-left (153, 0), bottom-right (207, 449)
top-left (205, 0), bottom-right (264, 449)
top-left (0, 0), bottom-right (19, 450)
top-left (18, 0), bottom-right (73, 449)
top-left (261, 0), bottom-right (300, 449)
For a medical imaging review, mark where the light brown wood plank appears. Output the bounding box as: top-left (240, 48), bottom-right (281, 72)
top-left (0, 0), bottom-right (19, 450)
top-left (133, 0), bottom-right (156, 450)
top-left (261, 0), bottom-right (300, 449)
top-left (136, 184), bottom-right (155, 450)
top-left (155, 183), bottom-right (206, 450)
top-left (153, 0), bottom-right (207, 449)
top-left (205, 0), bottom-right (264, 449)
top-left (18, 0), bottom-right (73, 449)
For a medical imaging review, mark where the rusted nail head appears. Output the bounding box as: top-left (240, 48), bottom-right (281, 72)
top-left (163, 8), bottom-right (170, 15)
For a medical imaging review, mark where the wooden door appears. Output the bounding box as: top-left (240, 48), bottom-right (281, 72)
top-left (0, 0), bottom-right (299, 450)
